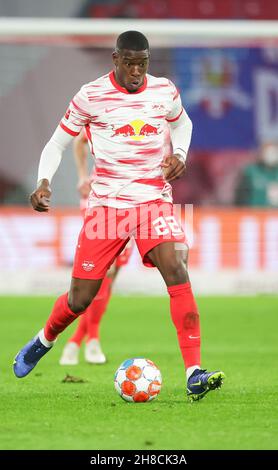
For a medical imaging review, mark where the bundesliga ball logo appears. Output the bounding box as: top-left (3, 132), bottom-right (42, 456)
top-left (114, 358), bottom-right (162, 402)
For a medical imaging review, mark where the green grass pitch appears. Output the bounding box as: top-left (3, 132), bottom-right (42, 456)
top-left (0, 295), bottom-right (277, 450)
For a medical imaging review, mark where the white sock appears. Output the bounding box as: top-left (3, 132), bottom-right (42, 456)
top-left (186, 365), bottom-right (200, 381)
top-left (38, 329), bottom-right (56, 348)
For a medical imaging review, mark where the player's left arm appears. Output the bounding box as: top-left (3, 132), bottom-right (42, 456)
top-left (162, 87), bottom-right (193, 182)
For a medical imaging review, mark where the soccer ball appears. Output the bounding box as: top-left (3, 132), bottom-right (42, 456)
top-left (114, 357), bottom-right (162, 402)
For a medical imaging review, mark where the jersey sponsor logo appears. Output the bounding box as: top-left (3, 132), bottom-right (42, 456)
top-left (112, 119), bottom-right (159, 141)
top-left (81, 260), bottom-right (95, 272)
top-left (152, 104), bottom-right (166, 111)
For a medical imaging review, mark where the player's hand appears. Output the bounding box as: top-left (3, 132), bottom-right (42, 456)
top-left (29, 179), bottom-right (51, 212)
top-left (77, 178), bottom-right (91, 198)
top-left (161, 154), bottom-right (186, 182)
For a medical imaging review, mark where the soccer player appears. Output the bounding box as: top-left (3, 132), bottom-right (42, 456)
top-left (14, 31), bottom-right (225, 401)
top-left (59, 131), bottom-right (132, 365)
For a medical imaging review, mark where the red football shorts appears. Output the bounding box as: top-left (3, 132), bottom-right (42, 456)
top-left (79, 174), bottom-right (134, 271)
top-left (72, 201), bottom-right (186, 279)
top-left (81, 199), bottom-right (132, 268)
top-left (115, 239), bottom-right (133, 267)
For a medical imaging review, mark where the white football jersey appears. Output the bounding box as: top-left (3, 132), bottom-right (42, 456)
top-left (60, 71), bottom-right (184, 208)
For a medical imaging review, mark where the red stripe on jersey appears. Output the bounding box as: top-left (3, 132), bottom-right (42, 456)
top-left (72, 99), bottom-right (91, 118)
top-left (84, 83), bottom-right (105, 90)
top-left (96, 167), bottom-right (120, 177)
top-left (89, 97), bottom-right (123, 102)
top-left (60, 122), bottom-right (79, 136)
top-left (117, 158), bottom-right (149, 164)
top-left (114, 195), bottom-right (134, 201)
top-left (173, 89), bottom-right (180, 100)
top-left (136, 147), bottom-right (161, 155)
top-left (84, 124), bottom-right (91, 143)
top-left (102, 90), bottom-right (122, 95)
top-left (134, 177), bottom-right (164, 187)
top-left (148, 84), bottom-right (169, 89)
top-left (166, 108), bottom-right (183, 122)
top-left (91, 121), bottom-right (109, 128)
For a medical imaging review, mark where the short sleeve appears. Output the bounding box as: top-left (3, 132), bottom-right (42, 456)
top-left (60, 86), bottom-right (91, 136)
top-left (165, 80), bottom-right (184, 123)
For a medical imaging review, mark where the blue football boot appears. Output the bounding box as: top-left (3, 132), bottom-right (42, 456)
top-left (187, 368), bottom-right (225, 402)
top-left (13, 331), bottom-right (53, 378)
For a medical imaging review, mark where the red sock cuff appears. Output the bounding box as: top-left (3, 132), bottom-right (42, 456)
top-left (167, 282), bottom-right (191, 297)
top-left (44, 292), bottom-right (81, 342)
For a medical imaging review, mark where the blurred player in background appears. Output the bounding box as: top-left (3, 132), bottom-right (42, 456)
top-left (59, 131), bottom-right (132, 365)
top-left (14, 30), bottom-right (225, 402)
top-left (234, 141), bottom-right (278, 207)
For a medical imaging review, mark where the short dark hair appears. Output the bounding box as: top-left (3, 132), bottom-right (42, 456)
top-left (116, 31), bottom-right (149, 52)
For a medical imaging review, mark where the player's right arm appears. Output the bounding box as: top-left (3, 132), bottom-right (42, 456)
top-left (29, 85), bottom-right (91, 212)
top-left (29, 126), bottom-right (75, 212)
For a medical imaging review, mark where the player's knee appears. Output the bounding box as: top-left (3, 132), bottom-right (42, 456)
top-left (163, 255), bottom-right (187, 284)
top-left (169, 262), bottom-right (187, 283)
top-left (181, 246), bottom-right (189, 266)
top-left (171, 249), bottom-right (188, 271)
top-left (68, 294), bottom-right (92, 314)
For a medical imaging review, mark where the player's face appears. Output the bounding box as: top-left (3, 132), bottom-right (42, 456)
top-left (112, 49), bottom-right (150, 92)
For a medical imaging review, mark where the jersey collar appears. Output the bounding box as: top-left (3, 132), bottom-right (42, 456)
top-left (109, 71), bottom-right (147, 94)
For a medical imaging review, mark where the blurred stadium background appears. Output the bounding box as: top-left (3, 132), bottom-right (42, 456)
top-left (0, 0), bottom-right (278, 296)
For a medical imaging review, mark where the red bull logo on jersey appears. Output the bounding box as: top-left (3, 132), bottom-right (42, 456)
top-left (112, 120), bottom-right (159, 141)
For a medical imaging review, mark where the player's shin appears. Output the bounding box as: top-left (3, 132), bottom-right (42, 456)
top-left (44, 292), bottom-right (85, 342)
top-left (86, 276), bottom-right (113, 339)
top-left (167, 282), bottom-right (201, 373)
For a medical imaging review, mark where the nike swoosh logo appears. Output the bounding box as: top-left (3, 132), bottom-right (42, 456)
top-left (189, 335), bottom-right (200, 339)
top-left (191, 381), bottom-right (202, 386)
top-left (105, 107), bottom-right (118, 113)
